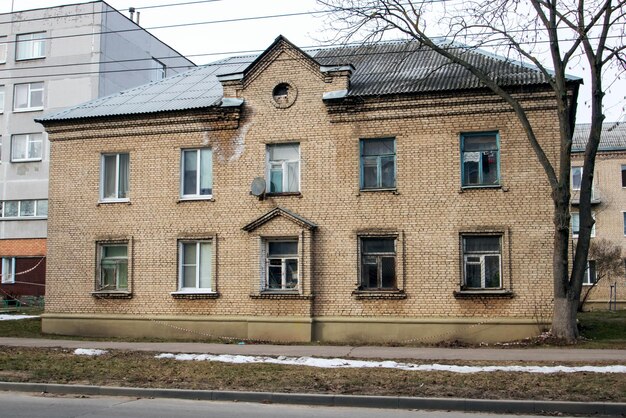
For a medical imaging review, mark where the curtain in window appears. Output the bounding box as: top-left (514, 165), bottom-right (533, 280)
top-left (118, 154), bottom-right (129, 198)
top-left (199, 242), bottom-right (212, 289)
top-left (199, 149), bottom-right (212, 195)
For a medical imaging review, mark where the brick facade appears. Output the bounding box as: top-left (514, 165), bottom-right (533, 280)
top-left (41, 40), bottom-right (564, 343)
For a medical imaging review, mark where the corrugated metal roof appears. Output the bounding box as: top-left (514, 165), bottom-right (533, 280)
top-left (39, 38), bottom-right (561, 122)
top-left (573, 122), bottom-right (626, 152)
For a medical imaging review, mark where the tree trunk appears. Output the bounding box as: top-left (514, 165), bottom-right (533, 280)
top-left (552, 295), bottom-right (579, 341)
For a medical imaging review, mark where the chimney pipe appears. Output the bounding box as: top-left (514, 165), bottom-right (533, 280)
top-left (128, 7), bottom-right (135, 21)
top-left (136, 11), bottom-right (140, 25)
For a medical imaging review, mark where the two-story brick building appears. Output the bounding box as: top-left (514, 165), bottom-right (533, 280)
top-left (38, 36), bottom-right (578, 343)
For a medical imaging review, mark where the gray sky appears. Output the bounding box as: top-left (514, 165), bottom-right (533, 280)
top-left (3, 0), bottom-right (624, 123)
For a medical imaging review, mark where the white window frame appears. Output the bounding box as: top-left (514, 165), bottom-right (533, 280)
top-left (11, 133), bottom-right (43, 162)
top-left (97, 243), bottom-right (129, 292)
top-left (266, 143), bottom-right (300, 194)
top-left (100, 153), bottom-right (130, 202)
top-left (180, 148), bottom-right (213, 199)
top-left (263, 239), bottom-right (299, 291)
top-left (176, 240), bottom-right (215, 293)
top-left (13, 82), bottom-right (44, 111)
top-left (462, 235), bottom-right (503, 289)
top-left (0, 36), bottom-right (7, 64)
top-left (0, 85), bottom-right (5, 113)
top-left (1, 257), bottom-right (15, 284)
top-left (583, 260), bottom-right (597, 286)
top-left (0, 200), bottom-right (47, 219)
top-left (15, 32), bottom-right (45, 61)
top-left (152, 58), bottom-right (166, 81)
top-left (571, 212), bottom-right (596, 238)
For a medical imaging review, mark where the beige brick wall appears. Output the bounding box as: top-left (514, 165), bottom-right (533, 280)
top-left (43, 42), bottom-right (562, 340)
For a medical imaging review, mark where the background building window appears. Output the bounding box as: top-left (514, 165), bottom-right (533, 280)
top-left (101, 153), bottom-right (129, 201)
top-left (98, 244), bottom-right (128, 291)
top-left (360, 237), bottom-right (397, 290)
top-left (265, 240), bottom-right (298, 290)
top-left (11, 133), bottom-right (43, 161)
top-left (0, 199), bottom-right (47, 218)
top-left (1, 257), bottom-right (15, 284)
top-left (572, 166), bottom-right (583, 190)
top-left (622, 165), bottom-right (626, 188)
top-left (16, 32), bottom-right (45, 60)
top-left (179, 241), bottom-right (213, 292)
top-left (0, 85), bottom-right (4, 113)
top-left (0, 36), bottom-right (7, 63)
top-left (14, 82), bottom-right (44, 111)
top-left (152, 58), bottom-right (166, 81)
top-left (583, 260), bottom-right (597, 285)
top-left (461, 132), bottom-right (499, 187)
top-left (267, 143), bottom-right (300, 193)
top-left (181, 149), bottom-right (212, 198)
top-left (360, 138), bottom-right (396, 190)
top-left (462, 235), bottom-right (502, 289)
top-left (571, 212), bottom-right (596, 238)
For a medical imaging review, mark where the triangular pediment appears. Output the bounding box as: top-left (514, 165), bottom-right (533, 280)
top-left (242, 207), bottom-right (318, 232)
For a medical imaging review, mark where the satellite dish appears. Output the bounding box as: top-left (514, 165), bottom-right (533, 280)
top-left (250, 177), bottom-right (266, 197)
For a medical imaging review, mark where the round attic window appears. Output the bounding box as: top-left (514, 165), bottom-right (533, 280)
top-left (271, 82), bottom-right (297, 109)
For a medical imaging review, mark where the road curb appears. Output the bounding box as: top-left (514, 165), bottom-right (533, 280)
top-left (1, 382), bottom-right (625, 415)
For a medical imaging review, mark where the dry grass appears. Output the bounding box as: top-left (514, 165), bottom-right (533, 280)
top-left (0, 346), bottom-right (624, 402)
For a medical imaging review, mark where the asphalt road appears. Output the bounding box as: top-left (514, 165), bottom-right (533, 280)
top-left (0, 392), bottom-right (574, 418)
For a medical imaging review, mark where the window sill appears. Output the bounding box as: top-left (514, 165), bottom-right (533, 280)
top-left (460, 185), bottom-right (502, 192)
top-left (91, 291), bottom-right (132, 299)
top-left (0, 217), bottom-right (47, 221)
top-left (358, 188), bottom-right (398, 194)
top-left (264, 192), bottom-right (302, 198)
top-left (171, 291), bottom-right (220, 300)
top-left (453, 289), bottom-right (513, 298)
top-left (15, 57), bottom-right (46, 62)
top-left (10, 159), bottom-right (42, 163)
top-left (250, 292), bottom-right (314, 300)
top-left (13, 108), bottom-right (44, 113)
top-left (178, 196), bottom-right (215, 203)
top-left (98, 199), bottom-right (131, 205)
top-left (352, 290), bottom-right (406, 300)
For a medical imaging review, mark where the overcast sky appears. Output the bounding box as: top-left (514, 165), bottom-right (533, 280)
top-left (3, 0), bottom-right (624, 123)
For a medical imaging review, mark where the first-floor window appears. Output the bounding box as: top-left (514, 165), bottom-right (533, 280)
top-left (264, 240), bottom-right (298, 290)
top-left (462, 235), bottom-right (502, 289)
top-left (98, 244), bottom-right (128, 291)
top-left (179, 241), bottom-right (213, 292)
top-left (1, 257), bottom-right (15, 284)
top-left (360, 237), bottom-right (397, 290)
top-left (571, 212), bottom-right (596, 238)
top-left (583, 260), bottom-right (597, 285)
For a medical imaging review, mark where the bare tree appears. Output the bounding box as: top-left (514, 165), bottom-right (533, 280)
top-left (578, 238), bottom-right (625, 311)
top-left (318, 0), bottom-right (626, 341)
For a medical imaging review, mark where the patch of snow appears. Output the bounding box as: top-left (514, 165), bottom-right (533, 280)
top-left (74, 348), bottom-right (108, 356)
top-left (0, 314), bottom-right (39, 321)
top-left (154, 353), bottom-right (626, 374)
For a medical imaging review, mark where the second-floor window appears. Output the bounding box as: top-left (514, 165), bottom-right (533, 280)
top-left (101, 153), bottom-right (129, 201)
top-left (181, 149), bottom-right (212, 198)
top-left (11, 133), bottom-right (42, 162)
top-left (572, 166), bottom-right (583, 190)
top-left (267, 143), bottom-right (300, 193)
top-left (0, 36), bottom-right (7, 64)
top-left (571, 212), bottom-right (596, 238)
top-left (360, 138), bottom-right (396, 190)
top-left (16, 32), bottom-right (46, 60)
top-left (14, 82), bottom-right (44, 111)
top-left (0, 200), bottom-right (48, 218)
top-left (461, 132), bottom-right (500, 187)
top-left (0, 85), bottom-right (4, 113)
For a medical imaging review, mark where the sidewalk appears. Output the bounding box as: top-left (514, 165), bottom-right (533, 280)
top-left (2, 337), bottom-right (626, 361)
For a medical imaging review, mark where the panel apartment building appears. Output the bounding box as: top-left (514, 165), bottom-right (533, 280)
top-left (0, 1), bottom-right (195, 302)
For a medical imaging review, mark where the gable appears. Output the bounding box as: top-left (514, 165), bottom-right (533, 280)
top-left (242, 207), bottom-right (317, 233)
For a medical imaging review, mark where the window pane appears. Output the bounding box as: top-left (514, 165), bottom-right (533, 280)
top-left (362, 238), bottom-right (395, 253)
top-left (485, 255), bottom-right (501, 287)
top-left (11, 136), bottom-right (27, 160)
top-left (199, 242), bottom-right (212, 289)
top-left (381, 256), bottom-right (396, 288)
top-left (480, 151), bottom-right (498, 184)
top-left (572, 213), bottom-right (580, 235)
top-left (37, 200), bottom-right (48, 216)
top-left (118, 153), bottom-right (129, 198)
top-left (362, 138), bottom-right (394, 156)
top-left (4, 201), bottom-right (18, 217)
top-left (268, 265), bottom-right (282, 289)
top-left (30, 82), bottom-right (43, 107)
top-left (268, 241), bottom-right (297, 256)
top-left (463, 135), bottom-right (497, 152)
top-left (14, 85), bottom-right (28, 109)
top-left (464, 236), bottom-right (500, 253)
top-left (103, 155), bottom-right (117, 198)
top-left (362, 157), bottom-right (378, 188)
top-left (28, 135), bottom-right (42, 159)
top-left (622, 165), bottom-right (626, 188)
top-left (380, 156), bottom-right (395, 188)
top-left (117, 262), bottom-right (128, 290)
top-left (199, 149), bottom-right (212, 195)
top-left (0, 39), bottom-right (6, 63)
top-left (100, 262), bottom-right (117, 289)
top-left (20, 200), bottom-right (35, 216)
top-left (270, 167), bottom-right (283, 193)
top-left (183, 150), bottom-right (197, 195)
top-left (286, 161), bottom-right (299, 192)
top-left (183, 243), bottom-right (196, 265)
top-left (285, 259), bottom-right (298, 289)
top-left (588, 260), bottom-right (597, 284)
top-left (362, 258), bottom-right (378, 288)
top-left (269, 143), bottom-right (299, 160)
top-left (103, 245), bottom-right (127, 258)
top-left (183, 266), bottom-right (196, 288)
top-left (572, 167), bottom-right (582, 190)
top-left (465, 262), bottom-right (481, 288)
top-left (463, 157), bottom-right (479, 185)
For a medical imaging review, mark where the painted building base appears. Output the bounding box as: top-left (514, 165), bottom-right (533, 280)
top-left (42, 314), bottom-right (549, 344)
top-left (582, 300), bottom-right (626, 311)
